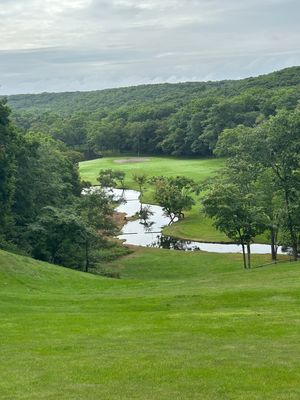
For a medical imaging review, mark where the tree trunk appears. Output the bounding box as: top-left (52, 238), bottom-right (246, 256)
top-left (292, 246), bottom-right (298, 262)
top-left (283, 185), bottom-right (298, 261)
top-left (241, 242), bottom-right (247, 270)
top-left (272, 169), bottom-right (298, 261)
top-left (51, 243), bottom-right (61, 264)
top-left (246, 243), bottom-right (251, 270)
top-left (169, 214), bottom-right (175, 225)
top-left (270, 227), bottom-right (277, 262)
top-left (85, 240), bottom-right (90, 273)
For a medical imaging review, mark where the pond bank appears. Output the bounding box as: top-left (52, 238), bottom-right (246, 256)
top-left (113, 188), bottom-right (287, 255)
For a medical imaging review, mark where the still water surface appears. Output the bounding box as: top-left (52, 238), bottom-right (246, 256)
top-left (111, 188), bottom-right (286, 255)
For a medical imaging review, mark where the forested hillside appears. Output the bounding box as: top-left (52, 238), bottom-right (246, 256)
top-left (0, 99), bottom-right (127, 270)
top-left (6, 66), bottom-right (300, 159)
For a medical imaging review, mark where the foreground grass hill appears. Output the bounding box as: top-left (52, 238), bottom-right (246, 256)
top-left (1, 247), bottom-right (300, 399)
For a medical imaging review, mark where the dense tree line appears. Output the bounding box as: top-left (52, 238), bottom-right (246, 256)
top-left (6, 67), bottom-right (300, 159)
top-left (0, 99), bottom-right (125, 271)
top-left (202, 108), bottom-right (300, 269)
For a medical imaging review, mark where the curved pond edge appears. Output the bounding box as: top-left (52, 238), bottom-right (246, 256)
top-left (111, 188), bottom-right (287, 255)
top-left (83, 186), bottom-right (287, 255)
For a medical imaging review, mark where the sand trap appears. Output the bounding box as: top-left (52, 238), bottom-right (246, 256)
top-left (114, 158), bottom-right (151, 164)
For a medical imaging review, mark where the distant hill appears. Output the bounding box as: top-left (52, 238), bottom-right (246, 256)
top-left (4, 66), bottom-right (300, 158)
top-left (6, 66), bottom-right (300, 114)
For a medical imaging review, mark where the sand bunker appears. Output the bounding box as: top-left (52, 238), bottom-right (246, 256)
top-left (114, 158), bottom-right (151, 164)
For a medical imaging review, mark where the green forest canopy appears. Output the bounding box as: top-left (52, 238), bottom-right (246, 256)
top-left (5, 66), bottom-right (300, 159)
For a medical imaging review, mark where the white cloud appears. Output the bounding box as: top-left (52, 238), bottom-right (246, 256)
top-left (0, 0), bottom-right (299, 93)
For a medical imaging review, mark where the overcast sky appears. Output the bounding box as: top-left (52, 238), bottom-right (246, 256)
top-left (0, 0), bottom-right (299, 94)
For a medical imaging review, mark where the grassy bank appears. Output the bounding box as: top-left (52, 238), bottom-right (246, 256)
top-left (162, 207), bottom-right (229, 242)
top-left (1, 248), bottom-right (299, 399)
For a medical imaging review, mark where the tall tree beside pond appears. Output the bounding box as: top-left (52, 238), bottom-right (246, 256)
top-left (77, 188), bottom-right (116, 233)
top-left (202, 179), bottom-right (264, 270)
top-left (254, 169), bottom-right (283, 261)
top-left (254, 110), bottom-right (300, 260)
top-left (214, 108), bottom-right (300, 261)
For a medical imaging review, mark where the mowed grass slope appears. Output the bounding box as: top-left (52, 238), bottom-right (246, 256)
top-left (1, 248), bottom-right (300, 399)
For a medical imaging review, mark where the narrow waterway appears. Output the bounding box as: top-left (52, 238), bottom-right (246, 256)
top-left (111, 188), bottom-right (287, 255)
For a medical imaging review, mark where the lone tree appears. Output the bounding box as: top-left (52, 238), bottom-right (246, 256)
top-left (97, 169), bottom-right (126, 190)
top-left (202, 181), bottom-right (263, 270)
top-left (151, 176), bottom-right (197, 223)
top-left (133, 173), bottom-right (148, 210)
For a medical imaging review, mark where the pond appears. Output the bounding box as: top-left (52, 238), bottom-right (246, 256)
top-left (110, 188), bottom-right (287, 255)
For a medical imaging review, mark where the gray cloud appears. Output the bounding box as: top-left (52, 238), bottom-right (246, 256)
top-left (0, 0), bottom-right (299, 94)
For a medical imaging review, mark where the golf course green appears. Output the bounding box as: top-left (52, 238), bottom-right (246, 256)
top-left (79, 156), bottom-right (224, 186)
top-left (1, 248), bottom-right (299, 399)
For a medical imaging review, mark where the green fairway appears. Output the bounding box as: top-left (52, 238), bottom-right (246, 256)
top-left (1, 248), bottom-right (300, 399)
top-left (79, 156), bottom-right (224, 186)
